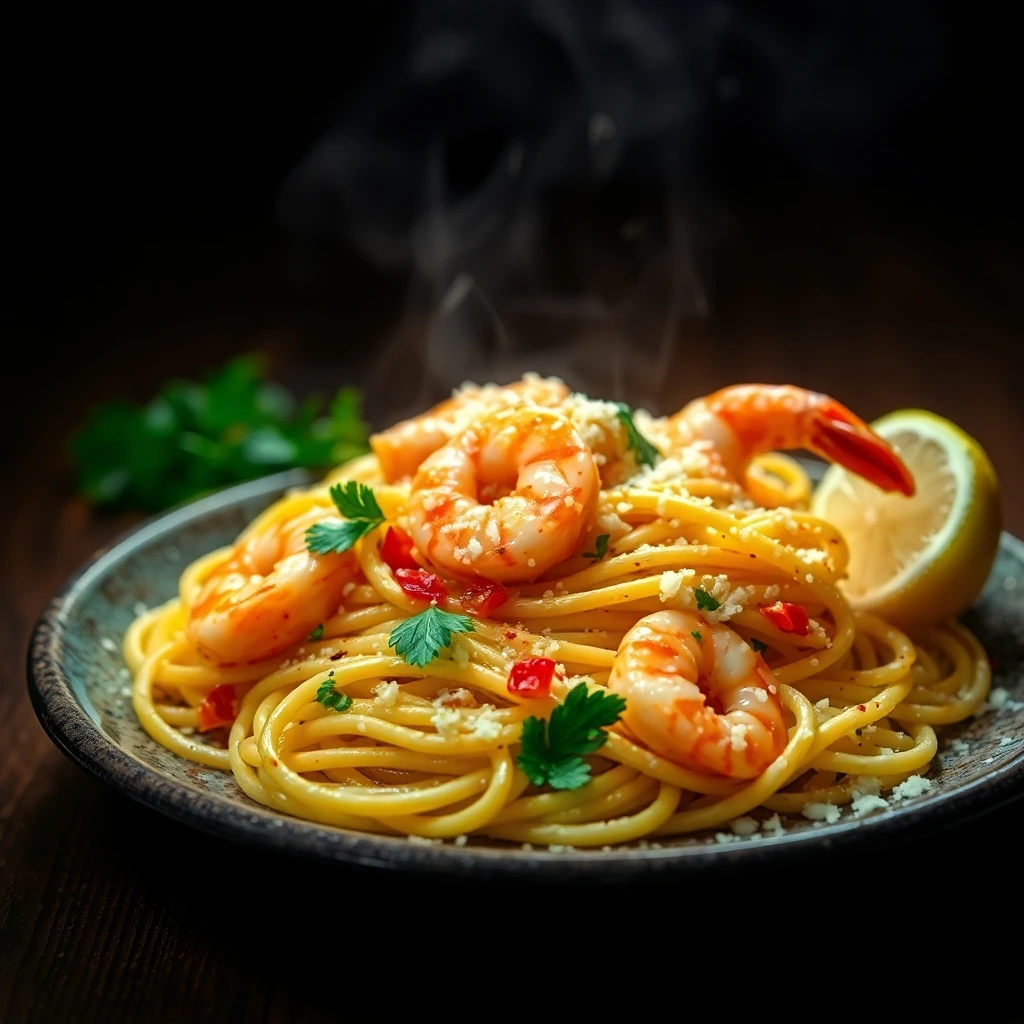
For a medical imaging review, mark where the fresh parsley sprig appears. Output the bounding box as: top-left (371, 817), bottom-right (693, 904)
top-left (316, 677), bottom-right (353, 713)
top-left (305, 481), bottom-right (385, 554)
top-left (516, 683), bottom-right (627, 791)
top-left (71, 353), bottom-right (370, 511)
top-left (615, 403), bottom-right (660, 468)
top-left (751, 637), bottom-right (768, 653)
top-left (582, 534), bottom-right (610, 561)
top-left (694, 587), bottom-right (720, 612)
top-left (388, 607), bottom-right (475, 668)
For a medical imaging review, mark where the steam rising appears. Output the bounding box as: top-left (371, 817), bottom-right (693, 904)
top-left (278, 0), bottom-right (941, 417)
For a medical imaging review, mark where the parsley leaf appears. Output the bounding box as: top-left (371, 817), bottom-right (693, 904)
top-left (70, 353), bottom-right (370, 511)
top-left (582, 534), bottom-right (610, 561)
top-left (388, 607), bottom-right (475, 668)
top-left (310, 624), bottom-right (324, 641)
top-left (751, 638), bottom-right (768, 653)
top-left (328, 480), bottom-right (384, 521)
top-left (694, 587), bottom-right (720, 612)
top-left (614, 403), bottom-right (660, 468)
top-left (691, 630), bottom-right (702, 642)
top-left (516, 683), bottom-right (627, 790)
top-left (305, 481), bottom-right (386, 554)
top-left (316, 678), bottom-right (353, 713)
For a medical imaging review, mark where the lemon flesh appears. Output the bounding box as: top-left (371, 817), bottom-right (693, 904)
top-left (810, 409), bottom-right (1002, 630)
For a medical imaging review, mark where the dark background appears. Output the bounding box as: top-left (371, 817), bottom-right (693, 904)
top-left (6, 1), bottom-right (1023, 438)
top-left (4, 2), bottom-right (1024, 1019)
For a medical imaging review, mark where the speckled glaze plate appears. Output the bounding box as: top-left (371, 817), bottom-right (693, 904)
top-left (28, 469), bottom-right (1024, 879)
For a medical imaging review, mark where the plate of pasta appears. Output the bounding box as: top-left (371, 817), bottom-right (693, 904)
top-left (28, 377), bottom-right (1024, 877)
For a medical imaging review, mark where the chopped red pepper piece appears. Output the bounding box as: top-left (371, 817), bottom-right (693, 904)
top-left (507, 657), bottom-right (557, 697)
top-left (461, 579), bottom-right (510, 617)
top-left (197, 683), bottom-right (238, 731)
top-left (380, 526), bottom-right (420, 572)
top-left (395, 568), bottom-right (449, 604)
top-left (758, 601), bottom-right (810, 636)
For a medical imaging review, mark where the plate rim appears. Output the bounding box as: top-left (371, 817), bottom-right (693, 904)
top-left (26, 469), bottom-right (1024, 880)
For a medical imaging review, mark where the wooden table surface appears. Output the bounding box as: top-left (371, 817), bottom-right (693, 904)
top-left (2, 211), bottom-right (1023, 1019)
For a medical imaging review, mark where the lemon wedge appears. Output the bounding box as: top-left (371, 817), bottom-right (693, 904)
top-left (810, 409), bottom-right (1003, 630)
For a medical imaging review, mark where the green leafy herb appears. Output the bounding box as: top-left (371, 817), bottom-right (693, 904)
top-left (751, 638), bottom-right (768, 653)
top-left (310, 624), bottom-right (324, 641)
top-left (694, 587), bottom-right (720, 612)
top-left (70, 353), bottom-right (370, 511)
top-left (691, 630), bottom-right (702, 643)
top-left (615, 403), bottom-right (660, 468)
top-left (305, 481), bottom-right (386, 554)
top-left (388, 607), bottom-right (475, 668)
top-left (316, 678), bottom-right (353, 713)
top-left (582, 534), bottom-right (610, 561)
top-left (516, 683), bottom-right (627, 791)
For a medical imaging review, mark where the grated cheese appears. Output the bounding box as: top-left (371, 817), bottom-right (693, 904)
top-left (801, 802), bottom-right (842, 824)
top-left (373, 681), bottom-right (400, 706)
top-left (729, 816), bottom-right (760, 836)
top-left (890, 775), bottom-right (933, 800)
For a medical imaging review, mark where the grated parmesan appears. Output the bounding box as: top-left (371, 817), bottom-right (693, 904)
top-left (801, 802), bottom-right (842, 824)
top-left (373, 680), bottom-right (400, 706)
top-left (890, 775), bottom-right (932, 801)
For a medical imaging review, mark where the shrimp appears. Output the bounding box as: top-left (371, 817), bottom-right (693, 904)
top-left (370, 376), bottom-right (569, 482)
top-left (407, 407), bottom-right (599, 583)
top-left (186, 507), bottom-right (359, 664)
top-left (666, 384), bottom-right (915, 496)
top-left (608, 610), bottom-right (787, 779)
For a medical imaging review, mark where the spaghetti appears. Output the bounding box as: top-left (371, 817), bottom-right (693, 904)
top-left (126, 378), bottom-right (990, 847)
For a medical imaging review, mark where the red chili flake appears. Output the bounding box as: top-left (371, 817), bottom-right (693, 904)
top-left (462, 579), bottom-right (510, 617)
top-left (758, 601), bottom-right (810, 636)
top-left (395, 568), bottom-right (449, 604)
top-left (504, 631), bottom-right (517, 640)
top-left (857, 704), bottom-right (867, 712)
top-left (380, 527), bottom-right (420, 572)
top-left (197, 684), bottom-right (238, 732)
top-left (329, 650), bottom-right (348, 661)
top-left (507, 657), bottom-right (557, 698)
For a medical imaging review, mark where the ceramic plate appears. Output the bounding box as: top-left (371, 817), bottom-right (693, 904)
top-left (28, 469), bottom-right (1024, 879)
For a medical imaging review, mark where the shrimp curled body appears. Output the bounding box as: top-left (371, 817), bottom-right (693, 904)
top-left (667, 384), bottom-right (915, 496)
top-left (370, 376), bottom-right (570, 482)
top-left (186, 507), bottom-right (358, 665)
top-left (407, 407), bottom-right (599, 584)
top-left (608, 610), bottom-right (787, 779)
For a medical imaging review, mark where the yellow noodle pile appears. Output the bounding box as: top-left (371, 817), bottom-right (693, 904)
top-left (126, 450), bottom-right (988, 847)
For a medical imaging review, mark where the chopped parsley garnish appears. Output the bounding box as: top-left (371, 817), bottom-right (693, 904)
top-left (388, 607), bottom-right (475, 668)
top-left (310, 624), bottom-right (324, 641)
top-left (690, 630), bottom-right (702, 643)
top-left (516, 683), bottom-right (627, 791)
top-left (305, 481), bottom-right (385, 554)
top-left (70, 353), bottom-right (369, 511)
top-left (694, 587), bottom-right (720, 612)
top-left (583, 534), bottom-right (610, 561)
top-left (316, 678), bottom-right (353, 713)
top-left (615, 403), bottom-right (660, 468)
top-left (751, 638), bottom-right (768, 653)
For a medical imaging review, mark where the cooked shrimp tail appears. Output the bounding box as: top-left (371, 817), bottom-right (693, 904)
top-left (810, 406), bottom-right (915, 496)
top-left (670, 384), bottom-right (915, 497)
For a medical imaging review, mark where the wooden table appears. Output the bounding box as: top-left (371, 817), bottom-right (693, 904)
top-left (2, 212), bottom-right (1022, 1019)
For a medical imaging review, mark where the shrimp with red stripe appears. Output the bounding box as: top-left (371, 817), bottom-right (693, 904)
top-left (666, 384), bottom-right (915, 497)
top-left (406, 406), bottom-right (599, 584)
top-left (608, 609), bottom-right (787, 779)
